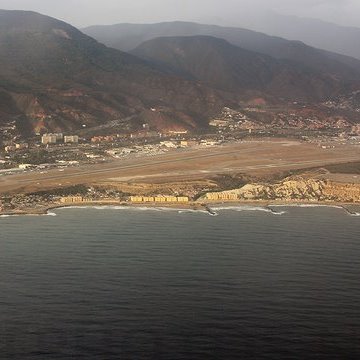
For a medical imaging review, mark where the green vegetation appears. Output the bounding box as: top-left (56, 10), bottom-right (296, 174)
top-left (212, 174), bottom-right (250, 191)
top-left (324, 162), bottom-right (360, 174)
top-left (12, 149), bottom-right (56, 165)
top-left (278, 162), bottom-right (360, 177)
top-left (193, 174), bottom-right (250, 201)
top-left (30, 184), bottom-right (89, 197)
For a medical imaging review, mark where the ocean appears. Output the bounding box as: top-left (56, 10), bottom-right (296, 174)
top-left (0, 206), bottom-right (359, 359)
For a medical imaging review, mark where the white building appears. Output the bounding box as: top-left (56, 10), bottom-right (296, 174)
top-left (64, 135), bottom-right (79, 144)
top-left (41, 134), bottom-right (57, 145)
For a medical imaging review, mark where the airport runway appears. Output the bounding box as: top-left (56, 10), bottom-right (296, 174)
top-left (0, 139), bottom-right (359, 194)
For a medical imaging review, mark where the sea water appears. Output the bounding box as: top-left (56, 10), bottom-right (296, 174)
top-left (0, 206), bottom-right (359, 359)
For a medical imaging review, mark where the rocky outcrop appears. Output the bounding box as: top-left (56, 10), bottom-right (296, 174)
top-left (271, 178), bottom-right (326, 200)
top-left (204, 177), bottom-right (360, 203)
top-left (322, 182), bottom-right (360, 202)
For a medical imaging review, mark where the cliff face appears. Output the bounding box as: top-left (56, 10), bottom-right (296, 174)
top-left (322, 182), bottom-right (360, 202)
top-left (205, 177), bottom-right (360, 203)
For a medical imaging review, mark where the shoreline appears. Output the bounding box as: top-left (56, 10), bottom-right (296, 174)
top-left (1, 200), bottom-right (359, 217)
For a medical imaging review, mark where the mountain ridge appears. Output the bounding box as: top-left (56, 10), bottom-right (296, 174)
top-left (0, 11), bottom-right (359, 137)
top-left (82, 21), bottom-right (360, 80)
top-left (0, 10), bottom-right (233, 135)
top-left (132, 35), bottom-right (347, 102)
top-left (225, 12), bottom-right (360, 61)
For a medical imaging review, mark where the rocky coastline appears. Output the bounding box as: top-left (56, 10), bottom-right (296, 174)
top-left (1, 199), bottom-right (359, 218)
top-left (1, 176), bottom-right (359, 217)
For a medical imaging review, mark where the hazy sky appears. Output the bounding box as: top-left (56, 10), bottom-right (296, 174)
top-left (0, 0), bottom-right (359, 28)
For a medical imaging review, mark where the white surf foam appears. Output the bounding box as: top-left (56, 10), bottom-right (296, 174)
top-left (178, 209), bottom-right (209, 214)
top-left (0, 212), bottom-right (57, 218)
top-left (350, 212), bottom-right (360, 216)
top-left (13, 204), bottom-right (356, 218)
top-left (211, 206), bottom-right (286, 215)
top-left (271, 204), bottom-right (343, 209)
top-left (270, 204), bottom-right (360, 217)
top-left (46, 212), bottom-right (57, 217)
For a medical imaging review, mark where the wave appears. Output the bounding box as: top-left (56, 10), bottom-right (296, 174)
top-left (343, 210), bottom-right (360, 217)
top-left (56, 205), bottom-right (282, 216)
top-left (211, 206), bottom-right (286, 215)
top-left (3, 204), bottom-right (357, 218)
top-left (55, 204), bottom-right (287, 216)
top-left (46, 212), bottom-right (57, 216)
top-left (0, 212), bottom-right (57, 218)
top-left (178, 209), bottom-right (209, 215)
top-left (271, 204), bottom-right (343, 209)
top-left (271, 204), bottom-right (360, 217)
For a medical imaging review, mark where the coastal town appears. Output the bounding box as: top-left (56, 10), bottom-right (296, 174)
top-left (1, 102), bottom-right (360, 216)
top-left (1, 103), bottom-right (360, 176)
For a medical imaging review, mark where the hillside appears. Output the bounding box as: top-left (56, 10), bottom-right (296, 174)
top-left (228, 12), bottom-right (360, 61)
top-left (0, 10), bottom-right (229, 135)
top-left (1, 11), bottom-right (360, 138)
top-left (132, 36), bottom-right (346, 101)
top-left (83, 21), bottom-right (360, 81)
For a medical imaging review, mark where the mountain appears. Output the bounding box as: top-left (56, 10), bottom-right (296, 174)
top-left (132, 36), bottom-right (346, 101)
top-left (1, 11), bottom-right (359, 138)
top-left (0, 10), bottom-right (229, 135)
top-left (226, 12), bottom-right (360, 61)
top-left (83, 21), bottom-right (360, 81)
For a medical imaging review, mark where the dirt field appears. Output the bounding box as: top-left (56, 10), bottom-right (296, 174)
top-left (0, 139), bottom-right (359, 194)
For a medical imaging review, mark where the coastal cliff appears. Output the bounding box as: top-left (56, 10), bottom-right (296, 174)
top-left (1, 176), bottom-right (360, 216)
top-left (204, 177), bottom-right (360, 203)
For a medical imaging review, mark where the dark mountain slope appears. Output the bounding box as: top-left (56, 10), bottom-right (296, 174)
top-left (0, 11), bottom-right (229, 135)
top-left (132, 36), bottom-right (347, 101)
top-left (1, 11), bottom-right (359, 137)
top-left (83, 21), bottom-right (360, 81)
